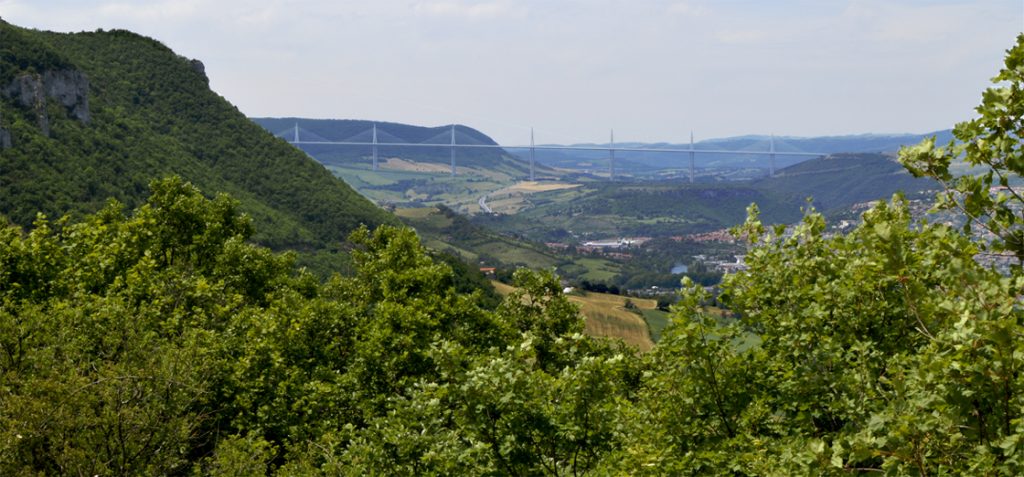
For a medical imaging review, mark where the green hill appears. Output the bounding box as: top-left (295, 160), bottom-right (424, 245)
top-left (395, 205), bottom-right (562, 269)
top-left (756, 152), bottom-right (938, 214)
top-left (252, 117), bottom-right (534, 175)
top-left (475, 153), bottom-right (938, 241)
top-left (0, 21), bottom-right (395, 252)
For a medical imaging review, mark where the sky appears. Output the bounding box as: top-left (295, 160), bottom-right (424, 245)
top-left (1, 0), bottom-right (1022, 145)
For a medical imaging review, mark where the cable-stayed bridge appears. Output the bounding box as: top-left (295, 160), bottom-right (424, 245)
top-left (277, 123), bottom-right (823, 182)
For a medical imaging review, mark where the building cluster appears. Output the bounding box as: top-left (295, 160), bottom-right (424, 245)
top-left (575, 237), bottom-right (650, 254)
top-left (672, 229), bottom-right (736, 243)
top-left (692, 254), bottom-right (748, 273)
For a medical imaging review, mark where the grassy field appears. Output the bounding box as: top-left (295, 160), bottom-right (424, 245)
top-left (381, 157), bottom-right (456, 173)
top-left (641, 305), bottom-right (761, 351)
top-left (326, 163), bottom-right (519, 213)
top-left (574, 258), bottom-right (621, 282)
top-left (396, 207), bottom-right (562, 269)
top-left (480, 181), bottom-right (584, 214)
top-left (492, 281), bottom-right (657, 352)
top-left (640, 308), bottom-right (672, 342)
top-left (505, 181), bottom-right (582, 193)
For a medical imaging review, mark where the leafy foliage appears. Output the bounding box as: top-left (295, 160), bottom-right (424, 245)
top-left (0, 20), bottom-right (395, 253)
top-left (0, 177), bottom-right (637, 475)
top-left (4, 21), bottom-right (1024, 477)
top-left (901, 34), bottom-right (1024, 266)
top-left (606, 196), bottom-right (1024, 475)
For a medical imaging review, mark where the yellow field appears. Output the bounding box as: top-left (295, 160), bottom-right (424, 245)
top-left (491, 281), bottom-right (656, 352)
top-left (491, 281), bottom-right (517, 295)
top-left (393, 207), bottom-right (436, 219)
top-left (480, 181), bottom-right (582, 214)
top-left (383, 157), bottom-right (456, 173)
top-left (503, 181), bottom-right (582, 193)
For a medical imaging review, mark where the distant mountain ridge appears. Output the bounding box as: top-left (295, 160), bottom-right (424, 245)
top-left (553, 130), bottom-right (954, 154)
top-left (520, 131), bottom-right (954, 176)
top-left (0, 21), bottom-right (395, 252)
top-left (252, 117), bottom-right (534, 175)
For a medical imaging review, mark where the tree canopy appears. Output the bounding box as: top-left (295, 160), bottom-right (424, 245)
top-left (3, 26), bottom-right (1024, 477)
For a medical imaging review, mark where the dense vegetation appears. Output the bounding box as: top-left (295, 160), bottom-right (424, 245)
top-left (3, 19), bottom-right (1024, 476)
top-left (474, 153), bottom-right (937, 242)
top-left (398, 204), bottom-right (561, 268)
top-left (0, 177), bottom-right (634, 475)
top-left (8, 172), bottom-right (1024, 475)
top-left (0, 21), bottom-right (395, 252)
top-left (615, 237), bottom-right (729, 289)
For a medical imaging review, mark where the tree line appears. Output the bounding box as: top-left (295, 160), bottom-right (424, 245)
top-left (2, 31), bottom-right (1024, 477)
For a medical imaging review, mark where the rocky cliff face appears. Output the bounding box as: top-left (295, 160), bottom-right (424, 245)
top-left (41, 69), bottom-right (91, 123)
top-left (189, 59), bottom-right (208, 84)
top-left (0, 111), bottom-right (11, 149)
top-left (1, 68), bottom-right (90, 139)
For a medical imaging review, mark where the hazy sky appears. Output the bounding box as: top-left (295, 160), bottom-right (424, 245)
top-left (1, 0), bottom-right (1022, 144)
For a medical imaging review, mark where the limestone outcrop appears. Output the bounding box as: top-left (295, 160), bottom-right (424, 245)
top-left (1, 68), bottom-right (90, 137)
top-left (190, 59), bottom-right (208, 84)
top-left (0, 111), bottom-right (10, 149)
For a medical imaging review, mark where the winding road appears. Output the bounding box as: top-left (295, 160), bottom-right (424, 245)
top-left (478, 194), bottom-right (493, 214)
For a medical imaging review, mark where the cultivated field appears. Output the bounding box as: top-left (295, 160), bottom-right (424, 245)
top-left (492, 281), bottom-right (657, 352)
top-left (383, 157), bottom-right (460, 173)
top-left (478, 181), bottom-right (583, 214)
top-left (503, 181), bottom-right (582, 193)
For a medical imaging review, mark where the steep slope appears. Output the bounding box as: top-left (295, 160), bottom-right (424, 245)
top-left (0, 22), bottom-right (395, 249)
top-left (754, 153), bottom-right (939, 213)
top-left (395, 205), bottom-right (562, 269)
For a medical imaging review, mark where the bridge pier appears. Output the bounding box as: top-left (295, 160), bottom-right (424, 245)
top-left (689, 131), bottom-right (695, 183)
top-left (372, 123), bottom-right (379, 171)
top-left (284, 126), bottom-right (821, 179)
top-left (609, 129), bottom-right (615, 180)
top-left (529, 128), bottom-right (535, 181)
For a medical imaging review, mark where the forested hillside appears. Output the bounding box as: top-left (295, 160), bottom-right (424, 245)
top-left (4, 16), bottom-right (1024, 476)
top-left (0, 21), bottom-right (395, 250)
top-left (475, 152), bottom-right (936, 241)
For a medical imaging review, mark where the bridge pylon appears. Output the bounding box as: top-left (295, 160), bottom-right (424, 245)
top-left (372, 123), bottom-right (379, 171)
top-left (689, 131), bottom-right (695, 183)
top-left (450, 124), bottom-right (456, 177)
top-left (609, 129), bottom-right (615, 180)
top-left (529, 128), bottom-right (536, 181)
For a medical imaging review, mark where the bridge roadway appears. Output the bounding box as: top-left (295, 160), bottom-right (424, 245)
top-left (289, 140), bottom-right (823, 157)
top-left (285, 124), bottom-right (824, 181)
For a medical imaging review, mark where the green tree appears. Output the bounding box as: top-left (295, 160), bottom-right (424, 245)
top-left (0, 177), bottom-right (267, 475)
top-left (901, 34), bottom-right (1024, 266)
top-left (607, 196), bottom-right (1024, 475)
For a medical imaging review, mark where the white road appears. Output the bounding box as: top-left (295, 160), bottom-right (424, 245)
top-left (478, 194), bottom-right (493, 214)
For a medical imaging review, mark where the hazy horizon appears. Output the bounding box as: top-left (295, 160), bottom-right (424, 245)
top-left (2, 0), bottom-right (1021, 144)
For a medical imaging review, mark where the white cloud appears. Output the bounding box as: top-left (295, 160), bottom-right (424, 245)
top-left (666, 1), bottom-right (708, 17)
top-left (97, 0), bottom-right (203, 21)
top-left (1, 0), bottom-right (1020, 143)
top-left (714, 28), bottom-right (771, 45)
top-left (841, 0), bottom-right (994, 43)
top-left (412, 0), bottom-right (528, 20)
